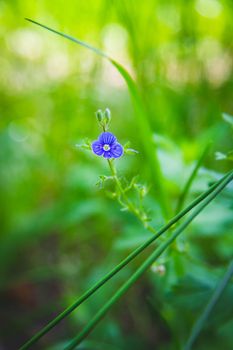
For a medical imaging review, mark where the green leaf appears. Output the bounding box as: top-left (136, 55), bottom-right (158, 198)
top-left (227, 150), bottom-right (233, 161)
top-left (18, 171), bottom-right (233, 350)
top-left (215, 151), bottom-right (227, 160)
top-left (222, 113), bottom-right (233, 127)
top-left (215, 151), bottom-right (233, 162)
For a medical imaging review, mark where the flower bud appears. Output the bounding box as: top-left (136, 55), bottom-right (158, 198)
top-left (96, 109), bottom-right (103, 123)
top-left (140, 185), bottom-right (148, 197)
top-left (151, 264), bottom-right (166, 276)
top-left (104, 108), bottom-right (111, 123)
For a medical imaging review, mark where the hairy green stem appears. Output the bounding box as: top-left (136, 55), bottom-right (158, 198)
top-left (184, 258), bottom-right (233, 350)
top-left (107, 159), bottom-right (157, 233)
top-left (19, 171), bottom-right (231, 350)
top-left (64, 171), bottom-right (233, 349)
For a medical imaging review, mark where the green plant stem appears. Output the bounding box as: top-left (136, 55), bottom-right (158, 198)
top-left (176, 142), bottom-right (211, 214)
top-left (107, 159), bottom-right (157, 233)
top-left (184, 258), bottom-right (233, 350)
top-left (19, 171), bottom-right (231, 350)
top-left (64, 171), bottom-right (233, 350)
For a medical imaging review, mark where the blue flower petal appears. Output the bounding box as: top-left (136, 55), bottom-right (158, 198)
top-left (103, 150), bottom-right (113, 158)
top-left (111, 143), bottom-right (124, 158)
top-left (92, 140), bottom-right (104, 156)
top-left (99, 132), bottom-right (117, 145)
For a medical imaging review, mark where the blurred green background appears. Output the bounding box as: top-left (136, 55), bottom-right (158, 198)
top-left (0, 0), bottom-right (233, 349)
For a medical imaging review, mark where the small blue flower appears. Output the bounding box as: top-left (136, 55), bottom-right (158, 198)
top-left (92, 132), bottom-right (124, 159)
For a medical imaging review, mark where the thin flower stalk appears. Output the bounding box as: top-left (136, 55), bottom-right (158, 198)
top-left (107, 159), bottom-right (156, 232)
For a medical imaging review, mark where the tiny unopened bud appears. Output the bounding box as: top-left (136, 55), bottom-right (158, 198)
top-left (104, 108), bottom-right (111, 123)
top-left (141, 212), bottom-right (149, 222)
top-left (96, 109), bottom-right (103, 123)
top-left (151, 264), bottom-right (166, 276)
top-left (140, 186), bottom-right (147, 197)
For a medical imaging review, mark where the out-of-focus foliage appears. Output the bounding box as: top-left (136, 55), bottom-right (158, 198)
top-left (0, 0), bottom-right (233, 349)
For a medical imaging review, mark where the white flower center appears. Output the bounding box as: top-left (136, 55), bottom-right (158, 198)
top-left (103, 144), bottom-right (110, 151)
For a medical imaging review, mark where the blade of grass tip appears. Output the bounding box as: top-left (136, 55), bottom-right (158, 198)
top-left (184, 258), bottom-right (233, 350)
top-left (64, 171), bottom-right (233, 350)
top-left (25, 18), bottom-right (108, 58)
top-left (175, 142), bottom-right (212, 214)
top-left (25, 18), bottom-right (170, 218)
top-left (19, 171), bottom-right (231, 350)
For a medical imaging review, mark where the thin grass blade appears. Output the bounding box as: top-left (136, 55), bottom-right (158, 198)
top-left (176, 142), bottom-right (212, 214)
top-left (64, 171), bottom-right (233, 349)
top-left (18, 172), bottom-right (231, 350)
top-left (184, 259), bottom-right (233, 350)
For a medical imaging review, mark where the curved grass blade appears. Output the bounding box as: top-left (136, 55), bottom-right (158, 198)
top-left (25, 18), bottom-right (170, 217)
top-left (19, 172), bottom-right (231, 350)
top-left (184, 259), bottom-right (233, 350)
top-left (64, 171), bottom-right (233, 349)
top-left (175, 142), bottom-right (212, 214)
top-left (25, 18), bottom-right (108, 58)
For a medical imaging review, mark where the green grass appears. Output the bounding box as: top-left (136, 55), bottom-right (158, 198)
top-left (1, 2), bottom-right (233, 349)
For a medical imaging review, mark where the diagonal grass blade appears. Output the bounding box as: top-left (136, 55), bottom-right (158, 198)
top-left (184, 259), bottom-right (233, 350)
top-left (64, 171), bottom-right (233, 350)
top-left (19, 171), bottom-right (231, 350)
